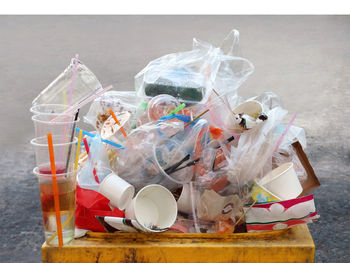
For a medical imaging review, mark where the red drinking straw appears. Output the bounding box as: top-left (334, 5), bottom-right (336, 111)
top-left (83, 137), bottom-right (100, 183)
top-left (47, 134), bottom-right (64, 247)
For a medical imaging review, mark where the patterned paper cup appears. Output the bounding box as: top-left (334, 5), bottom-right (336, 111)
top-left (250, 182), bottom-right (280, 203)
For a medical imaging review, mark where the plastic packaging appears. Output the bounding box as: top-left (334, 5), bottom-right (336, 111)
top-left (77, 135), bottom-right (111, 191)
top-left (84, 91), bottom-right (139, 131)
top-left (135, 30), bottom-right (254, 105)
top-left (273, 144), bottom-right (308, 182)
top-left (220, 103), bottom-right (288, 205)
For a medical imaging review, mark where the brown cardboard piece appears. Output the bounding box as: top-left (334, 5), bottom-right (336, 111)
top-left (292, 141), bottom-right (320, 197)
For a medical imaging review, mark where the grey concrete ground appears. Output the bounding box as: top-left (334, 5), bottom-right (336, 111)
top-left (0, 15), bottom-right (349, 262)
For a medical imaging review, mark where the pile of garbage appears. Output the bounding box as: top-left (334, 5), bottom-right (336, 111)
top-left (31, 30), bottom-right (320, 241)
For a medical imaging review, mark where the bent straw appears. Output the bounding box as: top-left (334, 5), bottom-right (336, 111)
top-left (74, 129), bottom-right (83, 171)
top-left (75, 128), bottom-right (124, 149)
top-left (83, 137), bottom-right (100, 183)
top-left (65, 109), bottom-right (80, 172)
top-left (53, 85), bottom-right (114, 121)
top-left (109, 109), bottom-right (127, 138)
top-left (273, 113), bottom-right (297, 154)
top-left (47, 134), bottom-right (64, 247)
top-left (167, 103), bottom-right (186, 116)
top-left (46, 212), bottom-right (74, 244)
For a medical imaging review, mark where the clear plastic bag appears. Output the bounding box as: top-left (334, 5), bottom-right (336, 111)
top-left (114, 117), bottom-right (210, 191)
top-left (273, 145), bottom-right (307, 182)
top-left (223, 98), bottom-right (288, 189)
top-left (135, 29), bottom-right (254, 105)
top-left (188, 181), bottom-right (242, 234)
top-left (84, 91), bottom-right (140, 131)
top-left (77, 134), bottom-right (111, 191)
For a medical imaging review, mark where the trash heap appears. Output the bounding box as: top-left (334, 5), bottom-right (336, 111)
top-left (30, 30), bottom-right (320, 246)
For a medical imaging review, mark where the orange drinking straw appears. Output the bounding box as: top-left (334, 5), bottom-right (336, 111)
top-left (47, 134), bottom-right (64, 247)
top-left (109, 109), bottom-right (128, 138)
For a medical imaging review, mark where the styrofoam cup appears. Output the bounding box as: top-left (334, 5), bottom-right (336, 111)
top-left (98, 173), bottom-right (135, 210)
top-left (258, 162), bottom-right (303, 200)
top-left (125, 184), bottom-right (177, 232)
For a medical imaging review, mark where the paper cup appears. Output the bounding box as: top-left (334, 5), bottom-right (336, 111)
top-left (227, 100), bottom-right (263, 133)
top-left (232, 100), bottom-right (263, 119)
top-left (250, 182), bottom-right (280, 203)
top-left (98, 173), bottom-right (135, 210)
top-left (177, 184), bottom-right (199, 214)
top-left (258, 162), bottom-right (303, 200)
top-left (125, 184), bottom-right (177, 232)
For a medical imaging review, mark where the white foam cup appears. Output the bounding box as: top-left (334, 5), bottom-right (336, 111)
top-left (98, 172), bottom-right (135, 210)
top-left (258, 162), bottom-right (303, 200)
top-left (125, 184), bottom-right (177, 232)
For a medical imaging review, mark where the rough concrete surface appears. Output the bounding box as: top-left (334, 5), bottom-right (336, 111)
top-left (0, 15), bottom-right (349, 262)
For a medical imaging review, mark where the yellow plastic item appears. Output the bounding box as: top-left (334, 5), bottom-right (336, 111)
top-left (42, 224), bottom-right (315, 263)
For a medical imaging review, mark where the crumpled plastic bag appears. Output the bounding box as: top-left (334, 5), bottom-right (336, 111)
top-left (223, 103), bottom-right (288, 188)
top-left (135, 29), bottom-right (254, 105)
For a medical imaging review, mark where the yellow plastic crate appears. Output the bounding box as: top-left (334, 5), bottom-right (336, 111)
top-left (42, 224), bottom-right (315, 263)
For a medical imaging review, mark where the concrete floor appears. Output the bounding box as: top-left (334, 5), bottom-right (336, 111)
top-left (0, 15), bottom-right (349, 262)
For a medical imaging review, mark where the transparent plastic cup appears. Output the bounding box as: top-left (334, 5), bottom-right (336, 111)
top-left (32, 114), bottom-right (79, 138)
top-left (117, 140), bottom-right (193, 191)
top-left (33, 167), bottom-right (77, 245)
top-left (30, 104), bottom-right (75, 117)
top-left (31, 135), bottom-right (78, 174)
top-left (32, 58), bottom-right (102, 106)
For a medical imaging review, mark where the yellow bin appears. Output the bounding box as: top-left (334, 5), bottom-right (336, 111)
top-left (42, 224), bottom-right (315, 263)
